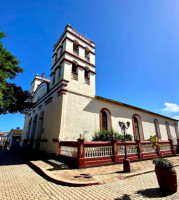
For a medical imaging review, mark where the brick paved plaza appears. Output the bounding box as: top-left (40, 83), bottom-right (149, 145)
top-left (1, 150), bottom-right (179, 200)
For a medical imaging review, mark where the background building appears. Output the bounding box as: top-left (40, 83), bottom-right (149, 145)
top-left (7, 128), bottom-right (23, 149)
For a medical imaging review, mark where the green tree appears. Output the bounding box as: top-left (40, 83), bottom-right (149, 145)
top-left (0, 28), bottom-right (32, 114)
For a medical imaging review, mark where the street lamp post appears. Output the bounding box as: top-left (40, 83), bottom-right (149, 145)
top-left (118, 121), bottom-right (131, 172)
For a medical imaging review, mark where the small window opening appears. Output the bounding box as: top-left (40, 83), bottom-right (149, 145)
top-left (85, 69), bottom-right (89, 78)
top-left (72, 63), bottom-right (77, 74)
top-left (73, 41), bottom-right (79, 53)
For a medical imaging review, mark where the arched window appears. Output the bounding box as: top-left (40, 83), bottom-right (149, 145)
top-left (102, 111), bottom-right (107, 130)
top-left (100, 108), bottom-right (112, 130)
top-left (36, 111), bottom-right (44, 140)
top-left (54, 53), bottom-right (57, 61)
top-left (132, 114), bottom-right (144, 141)
top-left (59, 46), bottom-right (63, 55)
top-left (27, 118), bottom-right (32, 139)
top-left (73, 40), bottom-right (79, 55)
top-left (31, 115), bottom-right (38, 140)
top-left (165, 121), bottom-right (172, 139)
top-left (52, 72), bottom-right (55, 85)
top-left (154, 119), bottom-right (161, 139)
top-left (174, 123), bottom-right (179, 138)
top-left (58, 65), bottom-right (61, 78)
top-left (72, 63), bottom-right (77, 74)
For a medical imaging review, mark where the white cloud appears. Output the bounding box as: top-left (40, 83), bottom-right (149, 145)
top-left (173, 116), bottom-right (179, 120)
top-left (162, 103), bottom-right (179, 113)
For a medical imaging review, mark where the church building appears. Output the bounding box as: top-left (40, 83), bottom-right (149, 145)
top-left (22, 24), bottom-right (179, 154)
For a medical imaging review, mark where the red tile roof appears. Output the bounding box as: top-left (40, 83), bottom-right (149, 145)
top-left (10, 129), bottom-right (23, 137)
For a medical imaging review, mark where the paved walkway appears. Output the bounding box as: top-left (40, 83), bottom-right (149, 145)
top-left (1, 150), bottom-right (179, 200)
top-left (31, 156), bottom-right (179, 185)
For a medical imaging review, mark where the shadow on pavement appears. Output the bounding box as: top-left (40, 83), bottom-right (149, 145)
top-left (136, 188), bottom-right (172, 198)
top-left (0, 150), bottom-right (26, 166)
top-left (114, 194), bottom-right (131, 200)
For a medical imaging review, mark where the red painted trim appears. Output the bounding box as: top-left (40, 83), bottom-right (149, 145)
top-left (52, 53), bottom-right (57, 58)
top-left (62, 58), bottom-right (96, 74)
top-left (59, 141), bottom-right (78, 147)
top-left (56, 139), bottom-right (175, 168)
top-left (165, 121), bottom-right (172, 139)
top-left (117, 141), bottom-right (137, 145)
top-left (158, 141), bottom-right (170, 144)
top-left (100, 108), bottom-right (112, 130)
top-left (72, 71), bottom-right (78, 75)
top-left (65, 51), bottom-right (95, 67)
top-left (57, 89), bottom-right (68, 96)
top-left (53, 29), bottom-right (95, 53)
top-left (65, 37), bottom-right (96, 55)
top-left (50, 71), bottom-right (55, 77)
top-left (132, 114), bottom-right (144, 141)
top-left (53, 30), bottom-right (67, 51)
top-left (27, 80), bottom-right (69, 114)
top-left (52, 138), bottom-right (59, 143)
top-left (45, 97), bottom-right (53, 105)
top-left (154, 119), bottom-right (161, 139)
top-left (31, 76), bottom-right (50, 86)
top-left (54, 65), bottom-right (61, 72)
top-left (96, 96), bottom-right (178, 123)
top-left (58, 92), bottom-right (66, 97)
top-left (66, 30), bottom-right (95, 49)
top-left (51, 50), bottom-right (96, 70)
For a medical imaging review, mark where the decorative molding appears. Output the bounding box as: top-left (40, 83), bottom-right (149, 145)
top-left (100, 108), bottom-right (112, 130)
top-left (53, 29), bottom-right (95, 52)
top-left (64, 37), bottom-right (96, 55)
top-left (45, 97), bottom-right (53, 105)
top-left (96, 96), bottom-right (178, 122)
top-left (57, 89), bottom-right (68, 96)
top-left (154, 119), bottom-right (161, 139)
top-left (31, 76), bottom-right (50, 86)
top-left (65, 51), bottom-right (96, 67)
top-left (50, 71), bottom-right (55, 77)
top-left (51, 50), bottom-right (95, 70)
top-left (26, 79), bottom-right (69, 114)
top-left (52, 53), bottom-right (57, 58)
top-left (132, 114), bottom-right (144, 141)
top-left (60, 58), bottom-right (96, 75)
top-left (33, 82), bottom-right (48, 99)
top-left (165, 121), bottom-right (172, 139)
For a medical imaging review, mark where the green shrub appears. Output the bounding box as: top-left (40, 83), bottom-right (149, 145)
top-left (92, 128), bottom-right (132, 142)
top-left (152, 157), bottom-right (173, 167)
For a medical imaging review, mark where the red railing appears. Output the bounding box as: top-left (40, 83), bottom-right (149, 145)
top-left (53, 139), bottom-right (176, 169)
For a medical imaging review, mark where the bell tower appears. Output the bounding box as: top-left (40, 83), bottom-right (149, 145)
top-left (50, 24), bottom-right (96, 97)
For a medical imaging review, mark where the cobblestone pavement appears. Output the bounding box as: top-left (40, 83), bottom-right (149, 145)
top-left (1, 150), bottom-right (179, 200)
top-left (31, 156), bottom-right (179, 184)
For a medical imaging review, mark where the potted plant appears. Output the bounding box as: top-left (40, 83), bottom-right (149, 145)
top-left (150, 136), bottom-right (177, 193)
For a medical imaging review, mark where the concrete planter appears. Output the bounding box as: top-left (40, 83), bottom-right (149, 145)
top-left (155, 165), bottom-right (177, 193)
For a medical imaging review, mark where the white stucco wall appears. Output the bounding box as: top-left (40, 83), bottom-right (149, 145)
top-left (62, 92), bottom-right (178, 142)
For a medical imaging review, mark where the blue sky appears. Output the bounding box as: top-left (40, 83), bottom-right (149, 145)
top-left (0, 0), bottom-right (179, 132)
